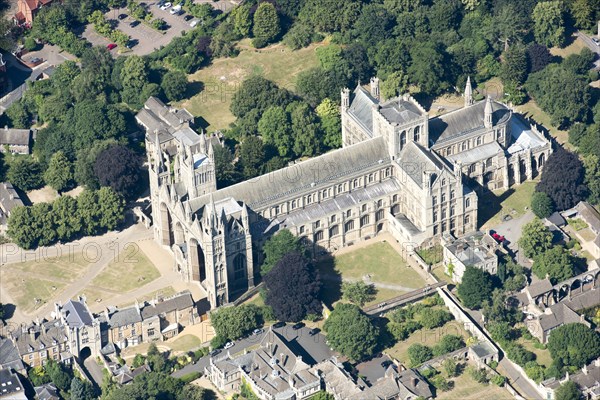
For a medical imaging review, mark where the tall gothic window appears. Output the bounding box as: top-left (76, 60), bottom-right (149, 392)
top-left (400, 131), bottom-right (407, 149)
top-left (414, 126), bottom-right (421, 143)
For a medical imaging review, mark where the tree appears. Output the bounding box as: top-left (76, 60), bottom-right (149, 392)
top-left (501, 45), bottom-right (528, 84)
top-left (6, 102), bottom-right (31, 128)
top-left (407, 344), bottom-right (433, 367)
top-left (230, 76), bottom-right (292, 119)
top-left (311, 392), bottom-right (334, 400)
top-left (324, 303), bottom-right (379, 361)
top-left (443, 358), bottom-right (459, 377)
top-left (230, 3), bottom-right (251, 37)
top-left (536, 147), bottom-right (587, 209)
top-left (532, 1), bottom-right (566, 48)
top-left (570, 0), bottom-right (597, 30)
top-left (380, 70), bottom-right (409, 100)
top-left (252, 3), bottom-right (280, 48)
top-left (70, 377), bottom-right (96, 400)
top-left (457, 266), bottom-right (494, 309)
top-left (315, 98), bottom-right (341, 149)
top-left (7, 157), bottom-right (44, 191)
top-left (45, 359), bottom-right (72, 392)
top-left (161, 70), bottom-right (188, 102)
top-left (258, 106), bottom-right (293, 158)
top-left (433, 335), bottom-right (465, 356)
top-left (583, 155), bottom-right (600, 205)
top-left (210, 304), bottom-right (262, 340)
top-left (44, 151), bottom-right (74, 192)
top-left (264, 252), bottom-right (322, 322)
top-left (531, 191), bottom-right (554, 219)
top-left (518, 219), bottom-right (554, 259)
top-left (7, 206), bottom-right (38, 248)
top-left (213, 145), bottom-right (237, 188)
top-left (408, 42), bottom-right (450, 96)
top-left (97, 187), bottom-right (126, 231)
top-left (547, 323), bottom-right (600, 368)
top-left (290, 102), bottom-right (321, 157)
top-left (120, 55), bottom-right (149, 107)
top-left (419, 308), bottom-right (453, 329)
top-left (238, 136), bottom-right (265, 179)
top-left (74, 139), bottom-right (119, 189)
top-left (94, 144), bottom-right (142, 198)
top-left (555, 381), bottom-right (582, 400)
top-left (527, 43), bottom-right (553, 73)
top-left (482, 289), bottom-right (519, 325)
top-left (341, 281), bottom-right (377, 307)
top-left (533, 245), bottom-right (577, 283)
top-left (261, 230), bottom-right (306, 275)
top-left (52, 196), bottom-right (82, 241)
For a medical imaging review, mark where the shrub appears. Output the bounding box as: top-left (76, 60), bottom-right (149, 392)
top-left (491, 374), bottom-right (506, 387)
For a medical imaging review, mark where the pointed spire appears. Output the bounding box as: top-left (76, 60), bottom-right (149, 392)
top-left (184, 200), bottom-right (192, 222)
top-left (464, 76), bottom-right (473, 107)
top-left (241, 202), bottom-right (249, 226)
top-left (199, 131), bottom-right (207, 153)
top-left (154, 132), bottom-right (163, 171)
top-left (208, 140), bottom-right (214, 159)
top-left (208, 193), bottom-right (217, 228)
top-left (484, 95), bottom-right (493, 128)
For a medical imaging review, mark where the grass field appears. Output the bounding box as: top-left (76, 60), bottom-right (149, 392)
top-left (1, 253), bottom-right (91, 314)
top-left (517, 337), bottom-right (553, 368)
top-left (180, 39), bottom-right (321, 131)
top-left (550, 37), bottom-right (586, 59)
top-left (91, 247), bottom-right (161, 293)
top-left (115, 286), bottom-right (177, 308)
top-left (515, 100), bottom-right (570, 146)
top-left (168, 334), bottom-right (202, 352)
top-left (386, 319), bottom-right (470, 364)
top-left (316, 242), bottom-right (426, 306)
top-left (479, 181), bottom-right (537, 228)
top-left (436, 371), bottom-right (513, 400)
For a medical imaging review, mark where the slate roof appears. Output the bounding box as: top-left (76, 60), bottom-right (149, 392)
top-left (575, 201), bottom-right (600, 233)
top-left (538, 303), bottom-right (582, 332)
top-left (61, 299), bottom-right (93, 328)
top-left (316, 359), bottom-right (364, 399)
top-left (0, 127), bottom-right (31, 146)
top-left (470, 340), bottom-right (498, 359)
top-left (141, 291), bottom-right (194, 319)
top-left (135, 97), bottom-right (194, 138)
top-left (0, 369), bottom-right (25, 399)
top-left (0, 182), bottom-right (24, 215)
top-left (0, 338), bottom-right (25, 372)
top-left (429, 100), bottom-right (510, 144)
top-left (11, 320), bottom-right (68, 355)
top-left (446, 141), bottom-right (503, 165)
top-left (108, 306), bottom-right (142, 328)
top-left (34, 383), bottom-right (60, 400)
top-left (346, 86), bottom-right (377, 135)
top-left (378, 96), bottom-right (425, 126)
top-left (547, 212), bottom-right (566, 227)
top-left (526, 278), bottom-right (553, 298)
top-left (189, 137), bottom-right (391, 211)
top-left (507, 114), bottom-right (548, 154)
top-left (445, 234), bottom-right (496, 266)
top-left (396, 141), bottom-right (449, 188)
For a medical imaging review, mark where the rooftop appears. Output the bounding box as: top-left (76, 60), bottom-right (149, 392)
top-left (140, 290), bottom-right (194, 319)
top-left (0, 369), bottom-right (25, 399)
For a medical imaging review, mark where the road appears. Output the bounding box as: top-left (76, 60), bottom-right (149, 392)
top-left (576, 31), bottom-right (600, 68)
top-left (83, 356), bottom-right (105, 387)
top-left (172, 324), bottom-right (334, 379)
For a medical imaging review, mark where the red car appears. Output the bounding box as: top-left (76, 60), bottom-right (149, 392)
top-left (491, 232), bottom-right (505, 243)
top-left (107, 43), bottom-right (117, 50)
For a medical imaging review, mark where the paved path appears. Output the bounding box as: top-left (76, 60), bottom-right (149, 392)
top-left (320, 274), bottom-right (418, 292)
top-left (492, 211), bottom-right (534, 267)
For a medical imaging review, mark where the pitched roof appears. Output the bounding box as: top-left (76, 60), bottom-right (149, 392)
top-left (538, 303), bottom-right (582, 332)
top-left (0, 127), bottom-right (30, 146)
top-left (108, 306), bottom-right (142, 328)
top-left (347, 86), bottom-right (377, 135)
top-left (189, 136), bottom-right (391, 211)
top-left (575, 202), bottom-right (600, 232)
top-left (429, 100), bottom-right (510, 144)
top-left (0, 338), bottom-right (25, 372)
top-left (526, 278), bottom-right (553, 298)
top-left (61, 299), bottom-right (93, 328)
top-left (396, 141), bottom-right (449, 188)
top-left (12, 320), bottom-right (68, 355)
top-left (0, 182), bottom-right (24, 215)
top-left (141, 291), bottom-right (194, 319)
top-left (34, 383), bottom-right (60, 400)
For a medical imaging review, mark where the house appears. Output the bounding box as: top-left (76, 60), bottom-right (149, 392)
top-left (468, 341), bottom-right (499, 368)
top-left (55, 297), bottom-right (103, 358)
top-left (206, 328), bottom-right (322, 399)
top-left (114, 364), bottom-right (151, 385)
top-left (0, 127), bottom-right (33, 154)
top-left (34, 383), bottom-right (60, 400)
top-left (9, 320), bottom-right (73, 368)
top-left (13, 0), bottom-right (54, 26)
top-left (140, 290), bottom-right (196, 341)
top-left (564, 201), bottom-right (600, 259)
top-left (0, 369), bottom-right (26, 400)
top-left (541, 358), bottom-right (600, 400)
top-left (527, 304), bottom-right (590, 344)
top-left (0, 338), bottom-right (25, 374)
top-left (0, 182), bottom-right (24, 234)
top-left (442, 232), bottom-right (498, 283)
top-left (105, 305), bottom-right (143, 349)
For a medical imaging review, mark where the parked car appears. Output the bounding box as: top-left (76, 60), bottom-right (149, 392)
top-left (184, 14), bottom-right (193, 21)
top-left (309, 328), bottom-right (320, 336)
top-left (491, 232), bottom-right (505, 243)
top-left (129, 20), bottom-right (140, 27)
top-left (292, 322), bottom-right (304, 330)
top-left (190, 19), bottom-right (200, 27)
top-left (593, 37), bottom-right (600, 46)
top-left (118, 13), bottom-right (127, 20)
top-left (224, 341), bottom-right (234, 350)
top-left (160, 2), bottom-right (172, 10)
top-left (106, 43), bottom-right (117, 50)
top-left (252, 328), bottom-right (263, 336)
top-left (273, 321), bottom-right (285, 328)
top-left (170, 4), bottom-right (182, 14)
top-left (209, 349), bottom-right (221, 357)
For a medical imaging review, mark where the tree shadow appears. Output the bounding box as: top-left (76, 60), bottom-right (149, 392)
top-left (314, 254), bottom-right (342, 309)
top-left (184, 81), bottom-right (204, 100)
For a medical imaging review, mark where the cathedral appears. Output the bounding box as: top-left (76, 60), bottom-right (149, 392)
top-left (136, 78), bottom-right (551, 310)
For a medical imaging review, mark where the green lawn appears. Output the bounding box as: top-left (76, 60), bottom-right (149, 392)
top-left (386, 319), bottom-right (470, 364)
top-left (517, 337), bottom-right (553, 368)
top-left (417, 245), bottom-right (443, 266)
top-left (479, 181), bottom-right (537, 228)
top-left (116, 286), bottom-right (177, 308)
top-left (168, 335), bottom-right (202, 352)
top-left (567, 218), bottom-right (589, 231)
top-left (91, 248), bottom-right (161, 292)
top-left (436, 371), bottom-right (513, 400)
top-left (316, 242), bottom-right (426, 307)
top-left (179, 39), bottom-right (321, 132)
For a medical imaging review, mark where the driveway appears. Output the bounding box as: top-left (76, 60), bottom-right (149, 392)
top-left (172, 324), bottom-right (334, 379)
top-left (83, 357), bottom-right (105, 387)
top-left (492, 211), bottom-right (534, 267)
top-left (356, 354), bottom-right (393, 385)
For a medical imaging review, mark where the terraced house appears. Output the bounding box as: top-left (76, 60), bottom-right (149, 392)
top-left (137, 76), bottom-right (551, 309)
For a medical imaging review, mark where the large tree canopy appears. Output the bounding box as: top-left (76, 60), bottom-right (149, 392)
top-left (547, 323), bottom-right (600, 368)
top-left (94, 145), bottom-right (142, 198)
top-left (535, 147), bottom-right (587, 210)
top-left (260, 229), bottom-right (306, 275)
top-left (518, 219), bottom-right (553, 259)
top-left (324, 303), bottom-right (379, 361)
top-left (264, 252), bottom-right (322, 322)
top-left (457, 266), bottom-right (494, 309)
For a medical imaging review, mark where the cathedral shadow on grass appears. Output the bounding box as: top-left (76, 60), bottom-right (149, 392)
top-left (477, 188), bottom-right (515, 227)
top-left (314, 254), bottom-right (343, 309)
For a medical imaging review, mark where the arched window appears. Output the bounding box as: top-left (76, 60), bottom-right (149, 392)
top-left (462, 142), bottom-right (468, 151)
top-left (476, 136), bottom-right (482, 146)
top-left (441, 209), bottom-right (446, 219)
top-left (465, 215), bottom-right (471, 225)
top-left (314, 231), bottom-right (324, 241)
top-left (414, 126), bottom-right (421, 143)
top-left (393, 194), bottom-right (398, 203)
top-left (377, 199), bottom-right (383, 208)
top-left (291, 200), bottom-right (296, 209)
top-left (441, 192), bottom-right (446, 203)
top-left (345, 220), bottom-right (354, 232)
top-left (346, 210), bottom-right (352, 218)
top-left (400, 131), bottom-right (407, 149)
top-left (468, 164), bottom-right (476, 175)
top-left (329, 225), bottom-right (339, 237)
top-left (450, 206), bottom-right (455, 217)
top-left (360, 215), bottom-right (369, 227)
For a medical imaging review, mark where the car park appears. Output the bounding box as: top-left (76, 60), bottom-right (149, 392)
top-left (160, 2), bottom-right (172, 10)
top-left (129, 20), bottom-right (140, 27)
top-left (593, 37), bottom-right (600, 46)
top-left (273, 321), bottom-right (285, 328)
top-left (170, 4), bottom-right (182, 14)
top-left (292, 322), bottom-right (304, 330)
top-left (209, 349), bottom-right (221, 357)
top-left (184, 14), bottom-right (193, 21)
top-left (309, 328), bottom-right (320, 336)
top-left (190, 19), bottom-right (199, 27)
